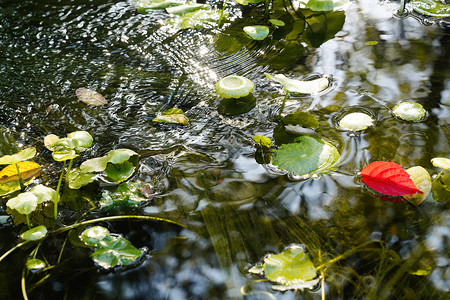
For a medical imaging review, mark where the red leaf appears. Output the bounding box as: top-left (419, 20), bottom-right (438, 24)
top-left (361, 161), bottom-right (423, 196)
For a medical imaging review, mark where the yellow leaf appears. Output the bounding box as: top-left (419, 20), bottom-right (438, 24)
top-left (0, 161), bottom-right (41, 184)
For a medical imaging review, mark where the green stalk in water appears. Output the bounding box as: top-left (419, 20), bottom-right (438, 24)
top-left (14, 163), bottom-right (24, 190)
top-left (54, 161), bottom-right (66, 217)
top-left (278, 93), bottom-right (289, 119)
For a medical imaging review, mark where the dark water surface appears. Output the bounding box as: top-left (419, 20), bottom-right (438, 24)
top-left (0, 0), bottom-right (449, 299)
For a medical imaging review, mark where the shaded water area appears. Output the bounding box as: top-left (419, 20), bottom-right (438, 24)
top-left (0, 0), bottom-right (449, 299)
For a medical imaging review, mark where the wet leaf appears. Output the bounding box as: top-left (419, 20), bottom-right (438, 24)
top-left (360, 161), bottom-right (423, 196)
top-left (81, 226), bottom-right (110, 247)
top-left (339, 112), bottom-right (374, 131)
top-left (262, 245), bottom-right (318, 291)
top-left (91, 236), bottom-right (143, 269)
top-left (6, 192), bottom-right (38, 215)
top-left (106, 149), bottom-right (138, 165)
top-left (411, 0), bottom-right (450, 17)
top-left (304, 0), bottom-right (349, 11)
top-left (431, 172), bottom-right (450, 203)
top-left (235, 0), bottom-right (264, 4)
top-left (217, 94), bottom-right (256, 115)
top-left (167, 9), bottom-right (223, 30)
top-left (80, 156), bottom-right (109, 173)
top-left (67, 168), bottom-right (96, 189)
top-left (104, 161), bottom-right (136, 182)
top-left (403, 166), bottom-right (431, 206)
top-left (153, 110), bottom-right (189, 125)
top-left (135, 0), bottom-right (183, 11)
top-left (0, 147), bottom-right (36, 165)
top-left (29, 184), bottom-right (58, 204)
top-left (273, 136), bottom-right (340, 176)
top-left (44, 134), bottom-right (59, 151)
top-left (67, 131), bottom-right (94, 151)
top-left (282, 112), bottom-right (319, 129)
top-left (431, 157), bottom-right (450, 170)
top-left (20, 225), bottom-right (48, 241)
top-left (266, 73), bottom-right (329, 94)
top-left (269, 19), bottom-right (285, 26)
top-left (166, 3), bottom-right (207, 15)
top-left (392, 102), bottom-right (426, 121)
top-left (243, 25), bottom-right (270, 40)
top-left (26, 258), bottom-right (46, 270)
top-left (52, 149), bottom-right (78, 162)
top-left (252, 136), bottom-right (272, 148)
top-left (76, 88), bottom-right (108, 106)
top-left (0, 161), bottom-right (41, 184)
top-left (215, 75), bottom-right (254, 99)
top-left (100, 182), bottom-right (150, 210)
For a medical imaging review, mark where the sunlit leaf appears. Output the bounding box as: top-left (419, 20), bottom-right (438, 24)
top-left (273, 136), bottom-right (340, 176)
top-left (106, 149), bottom-right (139, 165)
top-left (304, 0), bottom-right (349, 11)
top-left (215, 75), bottom-right (254, 99)
top-left (269, 19), bottom-right (285, 26)
top-left (153, 109), bottom-right (189, 125)
top-left (81, 226), bottom-right (110, 247)
top-left (262, 245), bottom-right (318, 291)
top-left (80, 156), bottom-right (109, 173)
top-left (360, 161), bottom-right (423, 196)
top-left (100, 182), bottom-right (150, 210)
top-left (234, 0), bottom-right (264, 4)
top-left (6, 192), bottom-right (38, 215)
top-left (135, 0), bottom-right (183, 12)
top-left (104, 161), bottom-right (136, 183)
top-left (411, 0), bottom-right (450, 17)
top-left (431, 157), bottom-right (450, 170)
top-left (339, 112), bottom-right (374, 131)
top-left (243, 25), bottom-right (270, 40)
top-left (52, 149), bottom-right (78, 162)
top-left (20, 225), bottom-right (48, 241)
top-left (392, 102), bottom-right (426, 121)
top-left (266, 73), bottom-right (329, 94)
top-left (26, 258), bottom-right (46, 270)
top-left (0, 181), bottom-right (22, 196)
top-left (67, 131), bottom-right (93, 151)
top-left (166, 3), bottom-right (207, 15)
top-left (403, 166), bottom-right (431, 206)
top-left (252, 135), bottom-right (272, 148)
top-left (0, 161), bottom-right (41, 184)
top-left (29, 184), bottom-right (58, 204)
top-left (91, 235), bottom-right (143, 269)
top-left (167, 9), bottom-right (224, 30)
top-left (67, 168), bottom-right (96, 189)
top-left (431, 172), bottom-right (450, 203)
top-left (44, 134), bottom-right (59, 151)
top-left (76, 88), bottom-right (108, 106)
top-left (0, 147), bottom-right (36, 165)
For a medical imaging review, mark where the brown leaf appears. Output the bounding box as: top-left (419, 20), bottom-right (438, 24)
top-left (76, 88), bottom-right (108, 106)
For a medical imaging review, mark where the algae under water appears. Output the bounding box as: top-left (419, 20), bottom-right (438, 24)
top-left (0, 0), bottom-right (449, 299)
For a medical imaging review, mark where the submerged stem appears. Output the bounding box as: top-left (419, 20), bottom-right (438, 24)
top-left (278, 93), bottom-right (289, 119)
top-left (21, 266), bottom-right (29, 300)
top-left (0, 241), bottom-right (30, 264)
top-left (54, 161), bottom-right (66, 217)
top-left (15, 163), bottom-right (24, 190)
top-left (64, 159), bottom-right (74, 182)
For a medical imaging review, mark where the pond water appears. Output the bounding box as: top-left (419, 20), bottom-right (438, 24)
top-left (0, 0), bottom-right (449, 299)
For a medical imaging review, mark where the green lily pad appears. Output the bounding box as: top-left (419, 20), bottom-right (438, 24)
top-left (106, 149), bottom-right (139, 165)
top-left (269, 19), bottom-right (285, 26)
top-left (404, 166), bottom-right (432, 206)
top-left (135, 0), bottom-right (183, 12)
top-left (81, 226), bottom-right (111, 247)
top-left (100, 182), bottom-right (151, 210)
top-left (153, 109), bottom-right (189, 125)
top-left (431, 157), bottom-right (450, 170)
top-left (215, 75), bottom-right (254, 99)
top-left (167, 9), bottom-right (223, 30)
top-left (91, 235), bottom-right (143, 269)
top-left (411, 0), bottom-right (450, 17)
top-left (166, 3), bottom-right (207, 15)
top-left (76, 88), bottom-right (108, 106)
top-left (217, 94), bottom-right (256, 115)
top-left (67, 168), bottom-right (96, 189)
top-left (304, 0), bottom-right (349, 11)
top-left (243, 25), bottom-right (270, 40)
top-left (67, 131), bottom-right (94, 151)
top-left (432, 172), bottom-right (450, 203)
top-left (6, 192), bottom-right (38, 215)
top-left (339, 112), bottom-right (374, 131)
top-left (273, 136), bottom-right (340, 176)
top-left (26, 258), bottom-right (46, 270)
top-left (29, 184), bottom-right (58, 204)
top-left (254, 245), bottom-right (319, 291)
top-left (0, 147), bottom-right (36, 165)
top-left (392, 102), bottom-right (426, 121)
top-left (104, 161), bottom-right (136, 183)
top-left (20, 225), bottom-right (48, 241)
top-left (253, 136), bottom-right (272, 148)
top-left (52, 149), bottom-right (79, 162)
top-left (44, 134), bottom-right (60, 151)
top-left (273, 111), bottom-right (320, 146)
top-left (80, 149), bottom-right (138, 173)
top-left (266, 73), bottom-right (329, 94)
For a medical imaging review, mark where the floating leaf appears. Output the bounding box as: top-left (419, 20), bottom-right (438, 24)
top-left (339, 112), bottom-right (374, 131)
top-left (411, 0), bottom-right (450, 17)
top-left (104, 161), bottom-right (136, 183)
top-left (81, 226), bottom-right (111, 247)
top-left (431, 157), bottom-right (450, 170)
top-left (217, 94), bottom-right (256, 115)
top-left (91, 235), bottom-right (143, 269)
top-left (392, 102), bottom-right (426, 121)
top-left (44, 134), bottom-right (59, 151)
top-left (20, 225), bottom-right (48, 241)
top-left (67, 131), bottom-right (94, 151)
top-left (269, 19), bottom-right (285, 26)
top-left (304, 0), bottom-right (349, 11)
top-left (266, 73), bottom-right (329, 94)
top-left (167, 9), bottom-right (223, 30)
top-left (234, 0), bottom-right (264, 4)
top-left (259, 245), bottom-right (318, 291)
top-left (6, 192), bottom-right (38, 215)
top-left (273, 136), bottom-right (340, 176)
top-left (80, 156), bottom-right (109, 173)
top-left (153, 109), bottom-right (189, 125)
top-left (135, 0), bottom-right (183, 11)
top-left (252, 136), bottom-right (272, 148)
top-left (243, 25), bottom-right (270, 40)
top-left (76, 88), bottom-right (108, 106)
top-left (100, 182), bottom-right (150, 210)
top-left (52, 149), bottom-right (78, 162)
top-left (166, 3), bottom-right (207, 15)
top-left (0, 147), bottom-right (36, 165)
top-left (26, 258), bottom-right (46, 270)
top-left (29, 184), bottom-right (58, 204)
top-left (215, 75), bottom-right (254, 99)
top-left (0, 161), bottom-right (41, 184)
top-left (360, 161), bottom-right (423, 196)
top-left (431, 172), bottom-right (450, 203)
top-left (67, 168), bottom-right (96, 189)
top-left (106, 149), bottom-right (139, 165)
top-left (403, 166), bottom-right (431, 206)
